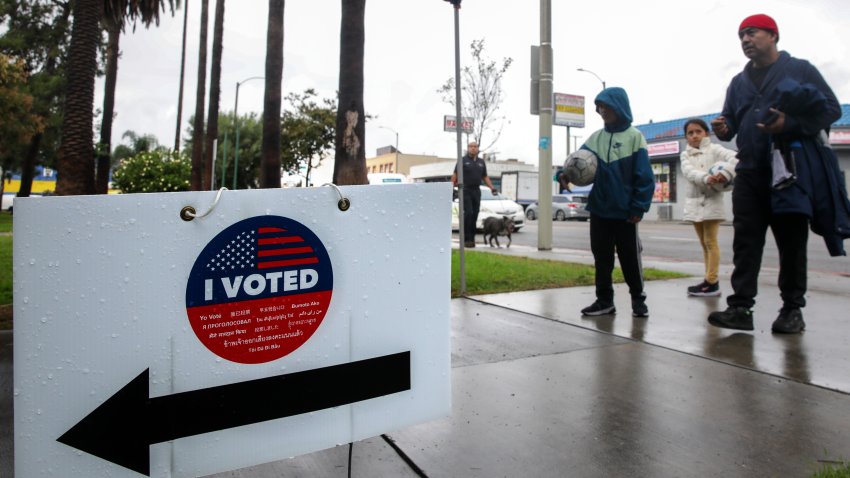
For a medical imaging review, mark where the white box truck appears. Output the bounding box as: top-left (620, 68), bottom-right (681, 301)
top-left (500, 171), bottom-right (558, 209)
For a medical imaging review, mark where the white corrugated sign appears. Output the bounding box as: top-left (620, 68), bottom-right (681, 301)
top-left (14, 184), bottom-right (451, 477)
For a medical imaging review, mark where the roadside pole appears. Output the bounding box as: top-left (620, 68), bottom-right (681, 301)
top-left (537, 0), bottom-right (553, 251)
top-left (449, 1), bottom-right (467, 294)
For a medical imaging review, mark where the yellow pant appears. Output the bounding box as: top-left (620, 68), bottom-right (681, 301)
top-left (693, 220), bottom-right (722, 284)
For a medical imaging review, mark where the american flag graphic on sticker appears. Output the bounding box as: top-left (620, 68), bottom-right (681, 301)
top-left (186, 216), bottom-right (333, 364)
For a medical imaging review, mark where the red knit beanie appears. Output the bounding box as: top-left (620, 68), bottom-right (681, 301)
top-left (739, 14), bottom-right (779, 40)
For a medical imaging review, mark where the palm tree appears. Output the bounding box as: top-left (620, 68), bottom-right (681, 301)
top-left (260, 0), bottom-right (284, 188)
top-left (55, 0), bottom-right (102, 195)
top-left (202, 0), bottom-right (226, 191)
top-left (56, 0), bottom-right (174, 196)
top-left (98, 1), bottom-right (182, 194)
top-left (190, 0), bottom-right (210, 190)
top-left (174, 0), bottom-right (190, 152)
top-left (96, 15), bottom-right (120, 194)
top-left (332, 0), bottom-right (367, 186)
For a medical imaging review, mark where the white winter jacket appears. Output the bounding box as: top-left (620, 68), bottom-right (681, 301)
top-left (680, 137), bottom-right (738, 222)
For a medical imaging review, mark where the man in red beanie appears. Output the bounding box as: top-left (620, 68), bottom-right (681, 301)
top-left (709, 14), bottom-right (842, 334)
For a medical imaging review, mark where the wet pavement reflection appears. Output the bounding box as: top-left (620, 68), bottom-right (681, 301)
top-left (479, 276), bottom-right (849, 394)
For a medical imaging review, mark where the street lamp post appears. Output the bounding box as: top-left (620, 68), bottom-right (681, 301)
top-left (377, 125), bottom-right (399, 173)
top-left (576, 68), bottom-right (606, 89)
top-left (232, 76), bottom-right (264, 190)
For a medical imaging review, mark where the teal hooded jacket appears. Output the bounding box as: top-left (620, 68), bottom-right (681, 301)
top-left (582, 87), bottom-right (655, 220)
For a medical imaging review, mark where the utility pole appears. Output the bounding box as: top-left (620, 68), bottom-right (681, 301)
top-left (537, 0), bottom-right (553, 251)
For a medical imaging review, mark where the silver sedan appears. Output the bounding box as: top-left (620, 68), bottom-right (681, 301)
top-left (525, 194), bottom-right (589, 221)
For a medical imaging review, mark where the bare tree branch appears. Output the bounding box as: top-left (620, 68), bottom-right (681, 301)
top-left (438, 39), bottom-right (512, 152)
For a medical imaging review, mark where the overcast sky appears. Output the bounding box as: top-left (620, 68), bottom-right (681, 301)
top-left (102, 0), bottom-right (850, 183)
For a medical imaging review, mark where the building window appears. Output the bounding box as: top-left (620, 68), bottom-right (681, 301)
top-left (652, 160), bottom-right (676, 203)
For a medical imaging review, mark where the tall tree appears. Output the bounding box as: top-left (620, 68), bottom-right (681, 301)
top-left (0, 0), bottom-right (73, 198)
top-left (0, 54), bottom-right (44, 162)
top-left (96, 0), bottom-right (180, 194)
top-left (260, 0), bottom-right (283, 188)
top-left (332, 0), bottom-right (367, 186)
top-left (190, 0), bottom-right (210, 190)
top-left (438, 39), bottom-right (513, 151)
top-left (95, 16), bottom-right (120, 194)
top-left (55, 0), bottom-right (174, 195)
top-left (174, 0), bottom-right (189, 152)
top-left (202, 0), bottom-right (225, 190)
top-left (54, 0), bottom-right (102, 195)
top-left (0, 52), bottom-right (44, 202)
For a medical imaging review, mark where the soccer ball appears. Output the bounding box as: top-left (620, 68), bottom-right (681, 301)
top-left (563, 149), bottom-right (598, 186)
top-left (707, 162), bottom-right (734, 192)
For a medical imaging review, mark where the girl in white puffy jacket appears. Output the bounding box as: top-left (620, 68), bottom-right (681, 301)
top-left (680, 118), bottom-right (738, 297)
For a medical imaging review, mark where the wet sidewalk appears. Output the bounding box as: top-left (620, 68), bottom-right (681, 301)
top-left (3, 243), bottom-right (850, 477)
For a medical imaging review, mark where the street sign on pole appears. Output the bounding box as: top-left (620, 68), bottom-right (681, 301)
top-left (443, 115), bottom-right (474, 134)
top-left (554, 93), bottom-right (585, 128)
top-left (14, 185), bottom-right (451, 477)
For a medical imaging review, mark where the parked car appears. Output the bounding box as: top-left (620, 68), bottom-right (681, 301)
top-left (525, 194), bottom-right (589, 221)
top-left (452, 186), bottom-right (524, 232)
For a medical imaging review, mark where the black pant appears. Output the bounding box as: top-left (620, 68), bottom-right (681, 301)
top-left (463, 186), bottom-right (481, 242)
top-left (728, 171), bottom-right (809, 310)
top-left (589, 215), bottom-right (646, 304)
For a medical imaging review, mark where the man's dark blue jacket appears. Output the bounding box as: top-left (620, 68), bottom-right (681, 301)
top-left (717, 51), bottom-right (850, 256)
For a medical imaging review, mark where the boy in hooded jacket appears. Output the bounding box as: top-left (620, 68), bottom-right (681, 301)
top-left (567, 87), bottom-right (655, 317)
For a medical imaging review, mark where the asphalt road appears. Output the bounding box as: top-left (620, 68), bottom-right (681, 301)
top-left (462, 219), bottom-right (850, 276)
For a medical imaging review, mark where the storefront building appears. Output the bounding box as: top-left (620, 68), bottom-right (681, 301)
top-left (635, 105), bottom-right (850, 221)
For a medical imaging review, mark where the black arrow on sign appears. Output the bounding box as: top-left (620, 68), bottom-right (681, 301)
top-left (58, 351), bottom-right (411, 476)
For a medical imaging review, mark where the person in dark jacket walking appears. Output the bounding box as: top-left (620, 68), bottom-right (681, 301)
top-left (452, 141), bottom-right (497, 248)
top-left (573, 87), bottom-right (655, 318)
top-left (708, 13), bottom-right (842, 334)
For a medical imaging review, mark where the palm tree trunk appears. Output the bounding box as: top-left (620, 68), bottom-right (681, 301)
top-left (190, 0), bottom-right (210, 191)
top-left (97, 20), bottom-right (121, 194)
top-left (17, 133), bottom-right (42, 198)
top-left (332, 0), bottom-right (367, 186)
top-left (202, 0), bottom-right (226, 191)
top-left (56, 0), bottom-right (102, 195)
top-left (260, 0), bottom-right (284, 188)
top-left (174, 0), bottom-right (190, 152)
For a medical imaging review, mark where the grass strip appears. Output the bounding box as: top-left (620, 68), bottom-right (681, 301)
top-left (451, 249), bottom-right (684, 297)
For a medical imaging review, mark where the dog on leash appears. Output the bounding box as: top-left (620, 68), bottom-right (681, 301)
top-left (482, 216), bottom-right (515, 248)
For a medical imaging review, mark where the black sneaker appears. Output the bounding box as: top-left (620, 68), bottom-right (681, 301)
top-left (464, 241), bottom-right (476, 248)
top-left (632, 300), bottom-right (649, 318)
top-left (581, 301), bottom-right (616, 316)
top-left (772, 308), bottom-right (805, 334)
top-left (708, 306), bottom-right (754, 331)
top-left (688, 280), bottom-right (721, 297)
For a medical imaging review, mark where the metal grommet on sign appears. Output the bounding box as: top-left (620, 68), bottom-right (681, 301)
top-left (180, 187), bottom-right (227, 221)
top-left (180, 206), bottom-right (196, 221)
top-left (338, 197), bottom-right (351, 211)
top-left (322, 183), bottom-right (350, 212)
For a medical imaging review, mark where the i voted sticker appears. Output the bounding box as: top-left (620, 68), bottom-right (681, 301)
top-left (186, 216), bottom-right (333, 364)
